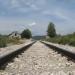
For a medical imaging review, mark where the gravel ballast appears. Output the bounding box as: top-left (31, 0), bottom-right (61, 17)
top-left (0, 41), bottom-right (75, 75)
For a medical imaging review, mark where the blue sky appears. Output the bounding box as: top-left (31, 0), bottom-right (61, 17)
top-left (0, 0), bottom-right (75, 35)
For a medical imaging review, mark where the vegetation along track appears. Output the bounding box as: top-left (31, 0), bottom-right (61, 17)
top-left (0, 41), bottom-right (75, 75)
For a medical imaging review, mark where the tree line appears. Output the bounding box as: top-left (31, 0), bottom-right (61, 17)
top-left (46, 22), bottom-right (75, 46)
top-left (23, 22), bottom-right (75, 46)
top-left (0, 21), bottom-right (75, 47)
top-left (21, 22), bottom-right (57, 39)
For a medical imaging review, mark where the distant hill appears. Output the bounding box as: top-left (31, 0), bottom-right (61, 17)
top-left (32, 36), bottom-right (46, 40)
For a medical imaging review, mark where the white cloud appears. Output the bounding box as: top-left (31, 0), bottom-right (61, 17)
top-left (0, 0), bottom-right (47, 15)
top-left (42, 10), bottom-right (53, 15)
top-left (17, 7), bottom-right (30, 13)
top-left (0, 0), bottom-right (75, 35)
top-left (35, 0), bottom-right (47, 6)
top-left (54, 9), bottom-right (70, 20)
top-left (42, 8), bottom-right (70, 21)
top-left (29, 22), bottom-right (36, 26)
top-left (10, 0), bottom-right (20, 8)
top-left (30, 4), bottom-right (40, 10)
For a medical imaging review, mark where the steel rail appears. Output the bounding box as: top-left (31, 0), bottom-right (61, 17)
top-left (41, 41), bottom-right (75, 60)
top-left (0, 41), bottom-right (36, 67)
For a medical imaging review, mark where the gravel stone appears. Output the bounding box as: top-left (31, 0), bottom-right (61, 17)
top-left (0, 41), bottom-right (75, 75)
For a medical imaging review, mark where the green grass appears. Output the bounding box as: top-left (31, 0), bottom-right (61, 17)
top-left (7, 37), bottom-right (22, 44)
top-left (45, 33), bottom-right (75, 46)
top-left (0, 35), bottom-right (22, 48)
top-left (0, 36), bottom-right (7, 48)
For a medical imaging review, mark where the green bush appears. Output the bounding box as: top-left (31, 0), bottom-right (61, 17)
top-left (69, 38), bottom-right (75, 46)
top-left (0, 37), bottom-right (7, 48)
top-left (7, 37), bottom-right (21, 44)
top-left (21, 29), bottom-right (32, 39)
top-left (58, 37), bottom-right (70, 45)
top-left (0, 35), bottom-right (22, 48)
top-left (46, 36), bottom-right (61, 44)
top-left (45, 32), bottom-right (75, 46)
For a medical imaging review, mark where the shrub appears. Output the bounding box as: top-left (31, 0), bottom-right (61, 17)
top-left (45, 32), bottom-right (75, 46)
top-left (7, 37), bottom-right (21, 44)
top-left (58, 37), bottom-right (70, 45)
top-left (21, 29), bottom-right (32, 39)
top-left (69, 38), bottom-right (75, 46)
top-left (0, 37), bottom-right (7, 48)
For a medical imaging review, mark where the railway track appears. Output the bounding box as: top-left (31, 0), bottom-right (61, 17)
top-left (0, 41), bottom-right (35, 67)
top-left (41, 41), bottom-right (75, 60)
top-left (0, 41), bottom-right (75, 75)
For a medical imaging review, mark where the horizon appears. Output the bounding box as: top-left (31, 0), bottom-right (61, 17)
top-left (0, 0), bottom-right (75, 36)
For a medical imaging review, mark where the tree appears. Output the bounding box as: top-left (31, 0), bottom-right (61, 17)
top-left (21, 29), bottom-right (32, 39)
top-left (47, 22), bottom-right (56, 38)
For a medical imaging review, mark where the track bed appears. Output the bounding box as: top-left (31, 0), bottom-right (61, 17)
top-left (0, 41), bottom-right (75, 75)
